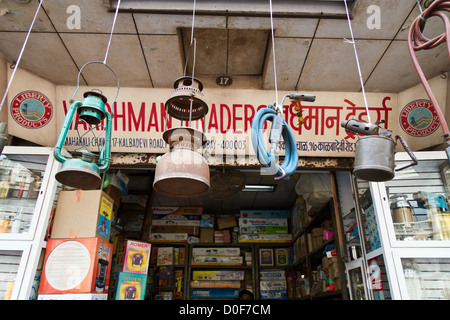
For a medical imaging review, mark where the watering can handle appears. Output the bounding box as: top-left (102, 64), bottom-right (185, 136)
top-left (394, 135), bottom-right (418, 172)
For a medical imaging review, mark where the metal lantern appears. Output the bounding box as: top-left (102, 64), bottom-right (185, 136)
top-left (54, 61), bottom-right (119, 190)
top-left (165, 76), bottom-right (208, 121)
top-left (153, 127), bottom-right (210, 197)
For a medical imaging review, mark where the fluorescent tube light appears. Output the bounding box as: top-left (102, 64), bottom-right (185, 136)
top-left (242, 185), bottom-right (276, 192)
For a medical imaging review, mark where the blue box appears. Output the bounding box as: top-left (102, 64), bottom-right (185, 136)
top-left (190, 288), bottom-right (240, 298)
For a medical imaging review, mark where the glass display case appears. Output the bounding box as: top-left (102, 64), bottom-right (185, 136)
top-left (368, 151), bottom-right (450, 300)
top-left (0, 147), bottom-right (60, 299)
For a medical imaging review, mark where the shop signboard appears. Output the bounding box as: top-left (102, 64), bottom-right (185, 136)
top-left (55, 86), bottom-right (406, 158)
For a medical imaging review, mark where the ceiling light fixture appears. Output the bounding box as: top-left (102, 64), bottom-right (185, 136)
top-left (241, 185), bottom-right (276, 192)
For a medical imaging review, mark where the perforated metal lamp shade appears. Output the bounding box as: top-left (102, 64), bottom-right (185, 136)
top-left (54, 91), bottom-right (112, 190)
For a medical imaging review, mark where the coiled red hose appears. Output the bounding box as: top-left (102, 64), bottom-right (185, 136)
top-left (407, 0), bottom-right (450, 142)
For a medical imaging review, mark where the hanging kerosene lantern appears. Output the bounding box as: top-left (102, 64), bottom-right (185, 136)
top-left (153, 34), bottom-right (210, 197)
top-left (54, 61), bottom-right (119, 190)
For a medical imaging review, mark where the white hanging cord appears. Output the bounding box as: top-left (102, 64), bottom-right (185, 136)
top-left (104, 0), bottom-right (121, 64)
top-left (0, 0), bottom-right (43, 110)
top-left (344, 0), bottom-right (372, 124)
top-left (269, 0), bottom-right (279, 108)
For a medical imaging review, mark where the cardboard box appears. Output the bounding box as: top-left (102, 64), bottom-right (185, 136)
top-left (37, 293), bottom-right (108, 300)
top-left (192, 270), bottom-right (245, 281)
top-left (200, 214), bottom-right (214, 228)
top-left (150, 225), bottom-right (200, 236)
top-left (115, 272), bottom-right (147, 300)
top-left (192, 256), bottom-right (243, 266)
top-left (148, 233), bottom-right (188, 242)
top-left (113, 240), bottom-right (151, 274)
top-left (238, 234), bottom-right (292, 243)
top-left (51, 190), bottom-right (114, 242)
top-left (152, 207), bottom-right (203, 218)
top-left (239, 225), bottom-right (289, 234)
top-left (190, 280), bottom-right (242, 288)
top-left (192, 247), bottom-right (240, 257)
top-left (275, 248), bottom-right (289, 266)
top-left (200, 228), bottom-right (214, 243)
top-left (240, 210), bottom-right (290, 218)
top-left (38, 238), bottom-right (113, 295)
top-left (190, 288), bottom-right (240, 298)
top-left (217, 216), bottom-right (237, 230)
top-left (239, 218), bottom-right (288, 227)
top-left (157, 247), bottom-right (173, 266)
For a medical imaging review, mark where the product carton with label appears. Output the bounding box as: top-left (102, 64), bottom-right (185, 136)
top-left (38, 238), bottom-right (113, 295)
top-left (192, 256), bottom-right (243, 266)
top-left (240, 210), bottom-right (290, 219)
top-left (50, 190), bottom-right (114, 242)
top-left (192, 247), bottom-right (240, 257)
top-left (37, 293), bottom-right (108, 300)
top-left (192, 270), bottom-right (245, 281)
top-left (238, 234), bottom-right (292, 243)
top-left (113, 240), bottom-right (151, 274)
top-left (148, 233), bottom-right (188, 242)
top-left (239, 218), bottom-right (288, 227)
top-left (190, 288), bottom-right (240, 298)
top-left (115, 272), bottom-right (147, 300)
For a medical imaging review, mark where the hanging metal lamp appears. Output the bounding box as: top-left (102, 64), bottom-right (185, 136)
top-left (153, 126), bottom-right (210, 197)
top-left (54, 61), bottom-right (119, 190)
top-left (153, 12), bottom-right (211, 197)
top-left (165, 76), bottom-right (208, 121)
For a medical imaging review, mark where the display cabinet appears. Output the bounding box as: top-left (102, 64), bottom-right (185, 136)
top-left (361, 151), bottom-right (450, 300)
top-left (0, 146), bottom-right (60, 300)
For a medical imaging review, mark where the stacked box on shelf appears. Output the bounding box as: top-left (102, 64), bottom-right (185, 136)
top-left (38, 238), bottom-right (113, 300)
top-left (191, 247), bottom-right (244, 266)
top-left (149, 207), bottom-right (203, 238)
top-left (259, 270), bottom-right (288, 300)
top-left (112, 240), bottom-right (151, 300)
top-left (238, 210), bottom-right (292, 243)
top-left (190, 270), bottom-right (245, 299)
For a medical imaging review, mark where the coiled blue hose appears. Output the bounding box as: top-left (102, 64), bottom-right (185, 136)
top-left (251, 107), bottom-right (299, 180)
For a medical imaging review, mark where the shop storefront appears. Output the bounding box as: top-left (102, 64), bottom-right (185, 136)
top-left (0, 0), bottom-right (449, 303)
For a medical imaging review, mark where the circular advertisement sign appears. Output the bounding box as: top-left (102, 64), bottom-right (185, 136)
top-left (10, 90), bottom-right (53, 129)
top-left (399, 99), bottom-right (440, 137)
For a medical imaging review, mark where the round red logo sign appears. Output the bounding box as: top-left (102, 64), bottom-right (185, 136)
top-left (399, 99), bottom-right (440, 137)
top-left (10, 90), bottom-right (53, 129)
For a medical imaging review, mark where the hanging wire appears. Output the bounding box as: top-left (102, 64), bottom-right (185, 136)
top-left (343, 0), bottom-right (372, 124)
top-left (0, 0), bottom-right (43, 110)
top-left (269, 0), bottom-right (279, 108)
top-left (104, 0), bottom-right (122, 64)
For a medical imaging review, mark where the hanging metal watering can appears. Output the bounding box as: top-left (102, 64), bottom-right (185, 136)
top-left (341, 119), bottom-right (418, 182)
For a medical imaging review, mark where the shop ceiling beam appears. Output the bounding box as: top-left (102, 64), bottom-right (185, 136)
top-left (107, 0), bottom-right (355, 18)
top-left (110, 153), bottom-right (354, 170)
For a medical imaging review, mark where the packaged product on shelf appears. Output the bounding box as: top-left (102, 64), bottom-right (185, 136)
top-left (38, 238), bottom-right (113, 295)
top-left (259, 248), bottom-right (274, 266)
top-left (115, 272), bottom-right (147, 300)
top-left (192, 247), bottom-right (240, 256)
top-left (157, 247), bottom-right (173, 266)
top-left (175, 269), bottom-right (184, 298)
top-left (155, 292), bottom-right (173, 300)
top-left (192, 256), bottom-right (243, 266)
top-left (217, 216), bottom-right (237, 230)
top-left (37, 293), bottom-right (108, 300)
top-left (190, 288), bottom-right (240, 299)
top-left (113, 239), bottom-right (151, 274)
top-left (238, 233), bottom-right (292, 243)
top-left (157, 267), bottom-right (172, 288)
top-left (192, 270), bottom-right (245, 281)
top-left (240, 225), bottom-right (289, 234)
top-left (148, 233), bottom-right (188, 242)
top-left (214, 231), bottom-right (224, 243)
top-left (259, 269), bottom-right (287, 300)
top-left (200, 228), bottom-right (214, 243)
top-left (239, 218), bottom-right (288, 227)
top-left (151, 207), bottom-right (203, 220)
top-left (240, 210), bottom-right (290, 219)
top-left (50, 190), bottom-right (114, 242)
top-left (190, 280), bottom-right (242, 288)
top-left (200, 214), bottom-right (214, 228)
top-left (275, 248), bottom-right (289, 266)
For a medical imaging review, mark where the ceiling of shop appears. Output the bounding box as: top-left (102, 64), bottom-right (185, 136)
top-left (125, 168), bottom-right (304, 213)
top-left (0, 0), bottom-right (449, 94)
